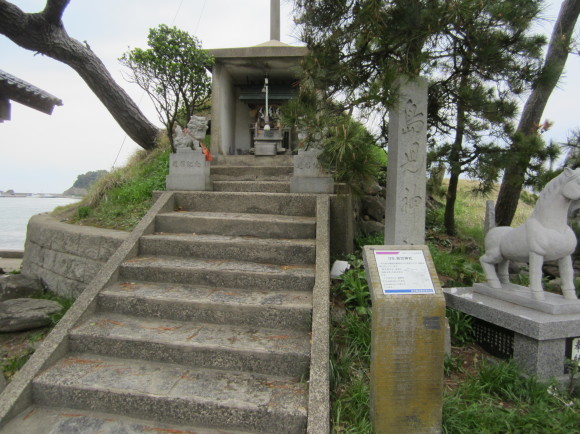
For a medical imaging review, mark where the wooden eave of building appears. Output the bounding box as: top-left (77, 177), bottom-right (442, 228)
top-left (0, 69), bottom-right (63, 121)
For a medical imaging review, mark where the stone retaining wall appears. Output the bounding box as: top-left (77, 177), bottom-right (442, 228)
top-left (22, 214), bottom-right (128, 299)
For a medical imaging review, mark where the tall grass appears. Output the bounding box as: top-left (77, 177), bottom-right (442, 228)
top-left (443, 361), bottom-right (579, 433)
top-left (445, 179), bottom-right (534, 244)
top-left (54, 137), bottom-right (171, 230)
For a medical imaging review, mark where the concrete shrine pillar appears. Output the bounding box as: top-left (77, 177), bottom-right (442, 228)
top-left (385, 77), bottom-right (428, 245)
top-left (270, 0), bottom-right (280, 41)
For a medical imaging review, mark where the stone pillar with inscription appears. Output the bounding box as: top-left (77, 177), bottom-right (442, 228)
top-left (385, 77), bottom-right (428, 245)
top-left (363, 245), bottom-right (445, 433)
top-left (166, 148), bottom-right (211, 191)
top-left (290, 148), bottom-right (334, 194)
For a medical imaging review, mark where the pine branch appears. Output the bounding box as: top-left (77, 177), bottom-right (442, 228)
top-left (42, 0), bottom-right (70, 24)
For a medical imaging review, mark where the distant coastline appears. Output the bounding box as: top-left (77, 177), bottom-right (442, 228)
top-left (0, 193), bottom-right (82, 199)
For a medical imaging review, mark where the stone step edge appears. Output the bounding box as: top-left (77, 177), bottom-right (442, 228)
top-left (68, 314), bottom-right (310, 377)
top-left (0, 405), bottom-right (254, 434)
top-left (32, 354), bottom-right (307, 431)
top-left (70, 312), bottom-right (311, 356)
top-left (97, 282), bottom-right (313, 330)
top-left (156, 210), bottom-right (316, 223)
top-left (141, 232), bottom-right (316, 246)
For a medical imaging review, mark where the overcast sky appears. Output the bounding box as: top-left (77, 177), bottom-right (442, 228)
top-left (1, 0), bottom-right (578, 193)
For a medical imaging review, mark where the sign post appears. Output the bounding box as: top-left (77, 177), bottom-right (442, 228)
top-left (363, 245), bottom-right (445, 433)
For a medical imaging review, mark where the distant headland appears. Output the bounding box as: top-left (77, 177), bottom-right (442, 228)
top-left (0, 191), bottom-right (81, 198)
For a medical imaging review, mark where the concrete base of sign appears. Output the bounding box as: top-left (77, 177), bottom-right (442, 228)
top-left (444, 286), bottom-right (580, 383)
top-left (363, 245), bottom-right (445, 433)
top-left (166, 149), bottom-right (211, 191)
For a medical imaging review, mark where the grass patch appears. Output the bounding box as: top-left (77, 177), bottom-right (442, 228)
top-left (2, 351), bottom-right (33, 379)
top-left (446, 307), bottom-right (474, 347)
top-left (53, 138), bottom-right (171, 231)
top-left (443, 361), bottom-right (579, 433)
top-left (330, 246), bottom-right (372, 432)
top-left (441, 179), bottom-right (534, 244)
top-left (31, 291), bottom-right (74, 326)
top-left (331, 309), bottom-right (372, 432)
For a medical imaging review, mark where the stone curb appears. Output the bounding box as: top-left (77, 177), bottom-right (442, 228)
top-left (307, 195), bottom-right (331, 433)
top-left (0, 192), bottom-right (175, 428)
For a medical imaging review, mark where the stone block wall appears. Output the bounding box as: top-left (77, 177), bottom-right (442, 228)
top-left (21, 214), bottom-right (128, 299)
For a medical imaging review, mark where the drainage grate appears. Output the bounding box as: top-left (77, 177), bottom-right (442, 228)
top-left (473, 318), bottom-right (514, 359)
top-left (565, 336), bottom-right (580, 373)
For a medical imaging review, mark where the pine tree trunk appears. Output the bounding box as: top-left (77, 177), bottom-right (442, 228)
top-left (444, 170), bottom-right (460, 235)
top-left (444, 74), bottom-right (468, 236)
top-left (0, 0), bottom-right (159, 150)
top-left (495, 0), bottom-right (580, 226)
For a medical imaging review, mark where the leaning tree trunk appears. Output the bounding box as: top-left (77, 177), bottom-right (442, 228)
top-left (0, 0), bottom-right (159, 150)
top-left (444, 89), bottom-right (467, 236)
top-left (495, 0), bottom-right (580, 226)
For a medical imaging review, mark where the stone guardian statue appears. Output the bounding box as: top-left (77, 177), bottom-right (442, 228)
top-left (173, 116), bottom-right (208, 150)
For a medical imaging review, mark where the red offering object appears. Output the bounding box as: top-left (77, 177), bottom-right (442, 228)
top-left (201, 144), bottom-right (213, 161)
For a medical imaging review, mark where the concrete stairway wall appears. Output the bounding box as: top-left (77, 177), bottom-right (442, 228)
top-left (0, 159), bottom-right (331, 433)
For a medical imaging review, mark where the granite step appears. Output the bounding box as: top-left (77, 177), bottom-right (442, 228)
top-left (98, 281), bottom-right (312, 331)
top-left (211, 165), bottom-right (293, 181)
top-left (172, 191), bottom-right (316, 216)
top-left (69, 312), bottom-right (310, 377)
top-left (140, 233), bottom-right (315, 264)
top-left (213, 155), bottom-right (293, 167)
top-left (0, 406), bottom-right (253, 434)
top-left (154, 211), bottom-right (316, 239)
top-left (32, 354), bottom-right (308, 433)
top-left (119, 256), bottom-right (315, 292)
top-left (212, 180), bottom-right (291, 193)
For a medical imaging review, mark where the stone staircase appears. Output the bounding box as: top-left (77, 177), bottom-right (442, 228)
top-left (0, 157), bottom-right (330, 433)
top-left (211, 155), bottom-right (294, 193)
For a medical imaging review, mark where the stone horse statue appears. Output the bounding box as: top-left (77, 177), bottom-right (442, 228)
top-left (480, 168), bottom-right (580, 301)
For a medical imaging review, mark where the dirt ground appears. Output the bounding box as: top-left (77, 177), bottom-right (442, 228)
top-left (445, 343), bottom-right (498, 391)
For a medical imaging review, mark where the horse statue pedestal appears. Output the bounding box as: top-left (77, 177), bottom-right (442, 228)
top-left (473, 282), bottom-right (580, 315)
top-left (447, 168), bottom-right (580, 385)
top-left (444, 286), bottom-right (580, 386)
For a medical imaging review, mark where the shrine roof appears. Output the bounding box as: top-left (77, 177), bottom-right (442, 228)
top-left (0, 69), bottom-right (63, 117)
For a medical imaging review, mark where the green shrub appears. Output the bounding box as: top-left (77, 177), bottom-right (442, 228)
top-left (77, 206), bottom-right (91, 219)
top-left (446, 308), bottom-right (474, 346)
top-left (429, 243), bottom-right (484, 287)
top-left (355, 232), bottom-right (384, 251)
top-left (335, 269), bottom-right (371, 316)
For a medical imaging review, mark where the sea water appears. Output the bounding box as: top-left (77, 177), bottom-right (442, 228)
top-left (0, 197), bottom-right (79, 250)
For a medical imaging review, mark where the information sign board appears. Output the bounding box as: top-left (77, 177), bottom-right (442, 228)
top-left (373, 249), bottom-right (435, 295)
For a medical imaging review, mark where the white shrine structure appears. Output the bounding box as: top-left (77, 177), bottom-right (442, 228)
top-left (208, 1), bottom-right (307, 158)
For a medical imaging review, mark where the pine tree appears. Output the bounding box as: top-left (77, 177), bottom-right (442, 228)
top-left (295, 0), bottom-right (545, 235)
top-left (495, 0), bottom-right (580, 226)
top-left (430, 0), bottom-right (545, 234)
